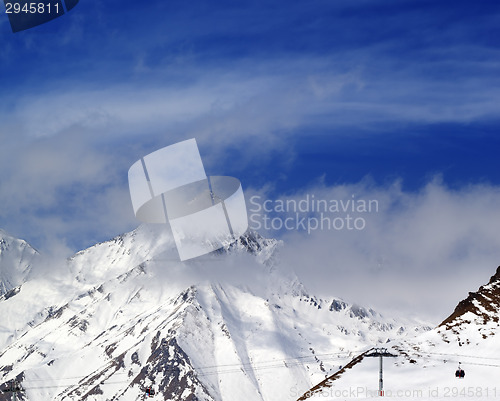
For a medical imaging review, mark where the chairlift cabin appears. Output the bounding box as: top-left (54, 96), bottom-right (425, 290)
top-left (455, 362), bottom-right (465, 378)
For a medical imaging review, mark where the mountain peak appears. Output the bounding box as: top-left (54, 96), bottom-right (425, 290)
top-left (439, 265), bottom-right (500, 331)
top-left (218, 229), bottom-right (281, 266)
top-left (0, 228), bottom-right (18, 247)
top-left (488, 265), bottom-right (500, 285)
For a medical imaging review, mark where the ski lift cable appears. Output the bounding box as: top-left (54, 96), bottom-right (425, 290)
top-left (0, 346), bottom-right (415, 390)
top-left (8, 353), bottom-right (356, 390)
top-left (406, 353), bottom-right (500, 368)
top-left (18, 348), bottom-right (500, 392)
top-left (429, 358), bottom-right (500, 369)
top-left (0, 349), bottom-right (369, 391)
top-left (422, 351), bottom-right (500, 361)
top-left (16, 361), bottom-right (329, 390)
top-left (4, 350), bottom-right (354, 387)
top-left (16, 358), bottom-right (338, 388)
top-left (13, 350), bottom-right (370, 391)
top-left (18, 360), bottom-right (327, 390)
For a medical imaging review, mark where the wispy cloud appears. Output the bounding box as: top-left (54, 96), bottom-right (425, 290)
top-left (3, 51), bottom-right (499, 140)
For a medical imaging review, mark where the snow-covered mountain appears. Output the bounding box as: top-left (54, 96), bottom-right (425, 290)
top-left (298, 266), bottom-right (500, 401)
top-left (0, 229), bottom-right (38, 297)
top-left (439, 266), bottom-right (500, 340)
top-left (0, 226), bottom-right (431, 401)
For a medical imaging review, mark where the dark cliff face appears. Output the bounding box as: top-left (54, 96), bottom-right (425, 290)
top-left (0, 373), bottom-right (26, 401)
top-left (440, 266), bottom-right (500, 328)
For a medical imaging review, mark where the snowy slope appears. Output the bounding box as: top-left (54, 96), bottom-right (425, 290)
top-left (0, 226), bottom-right (430, 401)
top-left (300, 266), bottom-right (500, 401)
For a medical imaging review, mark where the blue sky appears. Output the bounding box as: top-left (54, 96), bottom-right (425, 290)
top-left (4, 0), bottom-right (499, 193)
top-left (1, 0), bottom-right (500, 317)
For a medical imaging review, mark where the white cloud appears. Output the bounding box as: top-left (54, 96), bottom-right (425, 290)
top-left (248, 179), bottom-right (500, 323)
top-left (0, 128), bottom-right (137, 252)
